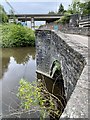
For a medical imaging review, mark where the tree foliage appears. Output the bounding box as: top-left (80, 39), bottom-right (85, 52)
top-left (0, 4), bottom-right (8, 23)
top-left (58, 3), bottom-right (64, 14)
top-left (68, 0), bottom-right (90, 15)
top-left (48, 11), bottom-right (56, 15)
top-left (79, 1), bottom-right (90, 15)
top-left (55, 0), bottom-right (90, 24)
top-left (1, 24), bottom-right (35, 48)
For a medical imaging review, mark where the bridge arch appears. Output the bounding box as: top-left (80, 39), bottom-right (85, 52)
top-left (49, 60), bottom-right (66, 100)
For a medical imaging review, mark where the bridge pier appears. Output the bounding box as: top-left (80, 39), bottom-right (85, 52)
top-left (31, 17), bottom-right (35, 30)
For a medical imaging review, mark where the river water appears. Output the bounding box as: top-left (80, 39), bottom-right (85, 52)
top-left (0, 47), bottom-right (36, 118)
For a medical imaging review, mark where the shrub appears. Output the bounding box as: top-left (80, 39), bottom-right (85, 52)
top-left (1, 23), bottom-right (35, 48)
top-left (55, 15), bottom-right (70, 25)
top-left (17, 79), bottom-right (63, 119)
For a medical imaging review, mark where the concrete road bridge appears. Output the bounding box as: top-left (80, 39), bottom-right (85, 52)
top-left (7, 14), bottom-right (63, 29)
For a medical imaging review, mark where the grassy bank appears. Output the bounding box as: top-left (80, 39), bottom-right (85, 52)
top-left (0, 23), bottom-right (35, 48)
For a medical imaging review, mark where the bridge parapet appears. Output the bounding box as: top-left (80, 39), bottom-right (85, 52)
top-left (35, 30), bottom-right (88, 118)
top-left (80, 14), bottom-right (90, 20)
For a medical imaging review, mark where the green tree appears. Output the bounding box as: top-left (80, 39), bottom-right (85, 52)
top-left (0, 4), bottom-right (8, 23)
top-left (48, 11), bottom-right (56, 15)
top-left (79, 1), bottom-right (90, 15)
top-left (58, 3), bottom-right (64, 14)
top-left (68, 0), bottom-right (80, 14)
top-left (67, 0), bottom-right (90, 15)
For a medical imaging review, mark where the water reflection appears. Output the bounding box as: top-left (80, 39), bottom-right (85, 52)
top-left (1, 47), bottom-right (36, 79)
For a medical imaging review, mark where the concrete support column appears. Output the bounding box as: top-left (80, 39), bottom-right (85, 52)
top-left (31, 17), bottom-right (35, 30)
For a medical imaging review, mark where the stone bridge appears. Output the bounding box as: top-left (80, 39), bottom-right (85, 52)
top-left (35, 30), bottom-right (89, 118)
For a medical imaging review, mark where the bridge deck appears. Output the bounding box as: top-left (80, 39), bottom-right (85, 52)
top-left (8, 14), bottom-right (62, 21)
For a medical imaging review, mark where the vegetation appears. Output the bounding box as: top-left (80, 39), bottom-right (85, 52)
top-left (58, 3), bottom-right (65, 15)
top-left (68, 0), bottom-right (90, 15)
top-left (48, 11), bottom-right (56, 15)
top-left (55, 14), bottom-right (70, 24)
top-left (0, 4), bottom-right (8, 23)
top-left (1, 24), bottom-right (35, 48)
top-left (0, 4), bottom-right (35, 48)
top-left (48, 0), bottom-right (90, 24)
top-left (17, 78), bottom-right (64, 119)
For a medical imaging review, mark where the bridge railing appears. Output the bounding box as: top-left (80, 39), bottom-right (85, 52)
top-left (80, 14), bottom-right (90, 20)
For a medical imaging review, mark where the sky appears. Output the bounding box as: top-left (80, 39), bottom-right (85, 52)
top-left (0, 0), bottom-right (72, 27)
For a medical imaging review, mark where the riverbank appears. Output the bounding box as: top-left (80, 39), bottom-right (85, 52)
top-left (0, 23), bottom-right (35, 48)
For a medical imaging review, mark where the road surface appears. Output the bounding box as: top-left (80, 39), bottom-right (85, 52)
top-left (66, 34), bottom-right (88, 47)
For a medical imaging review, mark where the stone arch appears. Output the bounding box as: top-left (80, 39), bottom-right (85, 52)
top-left (49, 60), bottom-right (67, 108)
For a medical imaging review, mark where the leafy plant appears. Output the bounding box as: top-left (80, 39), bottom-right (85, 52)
top-left (1, 23), bottom-right (35, 48)
top-left (0, 4), bottom-right (8, 23)
top-left (17, 78), bottom-right (63, 119)
top-left (55, 15), bottom-right (70, 24)
top-left (58, 3), bottom-right (64, 15)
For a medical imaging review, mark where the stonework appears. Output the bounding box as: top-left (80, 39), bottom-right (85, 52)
top-left (39, 23), bottom-right (90, 36)
top-left (35, 30), bottom-right (88, 118)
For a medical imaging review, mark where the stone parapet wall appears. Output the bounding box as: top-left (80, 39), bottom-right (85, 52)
top-left (60, 27), bottom-right (90, 36)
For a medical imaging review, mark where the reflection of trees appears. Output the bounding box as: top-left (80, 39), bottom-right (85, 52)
top-left (1, 47), bottom-right (36, 79)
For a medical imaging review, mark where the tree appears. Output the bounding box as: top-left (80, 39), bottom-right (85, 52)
top-left (79, 1), bottom-right (90, 15)
top-left (68, 0), bottom-right (80, 14)
top-left (0, 4), bottom-right (8, 23)
top-left (67, 0), bottom-right (90, 15)
top-left (48, 11), bottom-right (56, 15)
top-left (58, 3), bottom-right (64, 14)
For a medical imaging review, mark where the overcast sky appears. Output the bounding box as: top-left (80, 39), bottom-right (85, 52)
top-left (0, 0), bottom-right (72, 26)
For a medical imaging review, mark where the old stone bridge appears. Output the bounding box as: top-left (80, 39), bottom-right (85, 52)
top-left (35, 30), bottom-right (89, 118)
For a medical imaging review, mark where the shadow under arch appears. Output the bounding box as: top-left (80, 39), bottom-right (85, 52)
top-left (50, 60), bottom-right (67, 108)
top-left (37, 60), bottom-right (67, 119)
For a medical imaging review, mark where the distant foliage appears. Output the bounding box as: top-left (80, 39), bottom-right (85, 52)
top-left (48, 11), bottom-right (56, 15)
top-left (79, 1), bottom-right (90, 15)
top-left (1, 24), bottom-right (35, 48)
top-left (0, 4), bottom-right (8, 23)
top-left (68, 0), bottom-right (90, 15)
top-left (55, 0), bottom-right (90, 24)
top-left (58, 3), bottom-right (64, 15)
top-left (55, 13), bottom-right (70, 24)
